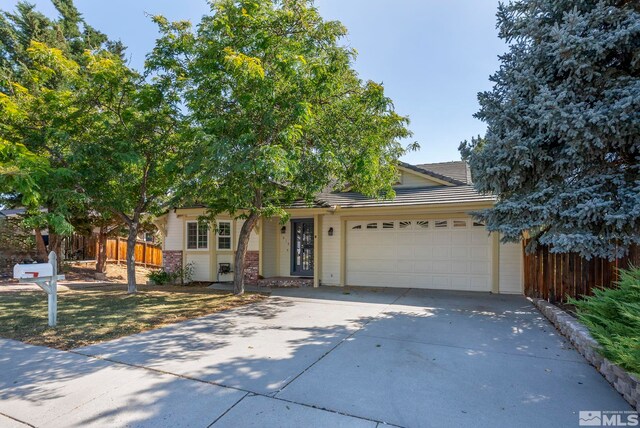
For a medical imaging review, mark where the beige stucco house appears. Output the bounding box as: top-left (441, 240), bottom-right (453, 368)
top-left (155, 161), bottom-right (523, 294)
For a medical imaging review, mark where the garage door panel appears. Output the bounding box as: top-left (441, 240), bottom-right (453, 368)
top-left (396, 246), bottom-right (414, 258)
top-left (471, 232), bottom-right (490, 245)
top-left (471, 277), bottom-right (490, 289)
top-left (376, 246), bottom-right (399, 259)
top-left (413, 245), bottom-right (434, 258)
top-left (451, 247), bottom-right (469, 259)
top-left (432, 232), bottom-right (452, 245)
top-left (451, 233), bottom-right (470, 245)
top-left (346, 219), bottom-right (491, 291)
top-left (431, 247), bottom-right (451, 260)
top-left (349, 259), bottom-right (392, 273)
top-left (347, 272), bottom-right (405, 287)
top-left (469, 246), bottom-right (490, 260)
top-left (470, 261), bottom-right (490, 275)
top-left (432, 275), bottom-right (452, 289)
top-left (413, 261), bottom-right (433, 273)
top-left (450, 276), bottom-right (470, 290)
top-left (431, 262), bottom-right (453, 274)
top-left (396, 260), bottom-right (415, 272)
top-left (449, 263), bottom-right (469, 274)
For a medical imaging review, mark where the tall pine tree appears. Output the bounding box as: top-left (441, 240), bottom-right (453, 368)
top-left (461, 0), bottom-right (640, 259)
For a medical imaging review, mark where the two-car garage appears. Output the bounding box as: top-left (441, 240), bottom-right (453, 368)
top-left (345, 217), bottom-right (506, 292)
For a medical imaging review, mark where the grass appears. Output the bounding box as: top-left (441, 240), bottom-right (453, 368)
top-left (0, 285), bottom-right (266, 350)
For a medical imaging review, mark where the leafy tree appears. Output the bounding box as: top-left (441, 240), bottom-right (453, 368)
top-left (149, 0), bottom-right (414, 294)
top-left (0, 40), bottom-right (83, 260)
top-left (460, 0), bottom-right (640, 259)
top-left (0, 0), bottom-right (123, 262)
top-left (71, 51), bottom-right (186, 293)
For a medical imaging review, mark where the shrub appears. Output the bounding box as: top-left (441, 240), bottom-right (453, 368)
top-left (173, 262), bottom-right (194, 285)
top-left (570, 267), bottom-right (640, 377)
top-left (147, 269), bottom-right (174, 285)
top-left (147, 262), bottom-right (195, 286)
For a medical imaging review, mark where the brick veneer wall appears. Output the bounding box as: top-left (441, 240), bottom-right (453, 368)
top-left (244, 251), bottom-right (259, 285)
top-left (163, 250), bottom-right (183, 273)
top-left (163, 250), bottom-right (258, 284)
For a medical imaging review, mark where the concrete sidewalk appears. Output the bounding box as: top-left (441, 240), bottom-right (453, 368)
top-left (0, 287), bottom-right (633, 427)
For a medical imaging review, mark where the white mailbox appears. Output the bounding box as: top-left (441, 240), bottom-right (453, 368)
top-left (13, 263), bottom-right (54, 280)
top-left (13, 252), bottom-right (62, 327)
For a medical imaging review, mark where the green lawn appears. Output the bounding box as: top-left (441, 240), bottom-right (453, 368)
top-left (0, 285), bottom-right (265, 350)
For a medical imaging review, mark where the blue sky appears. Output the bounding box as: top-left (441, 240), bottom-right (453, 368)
top-left (5, 0), bottom-right (505, 164)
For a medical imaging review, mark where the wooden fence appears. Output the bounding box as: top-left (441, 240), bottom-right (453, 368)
top-left (523, 242), bottom-right (640, 303)
top-left (104, 238), bottom-right (163, 267)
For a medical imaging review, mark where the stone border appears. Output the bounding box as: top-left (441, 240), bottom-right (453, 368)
top-left (530, 298), bottom-right (639, 412)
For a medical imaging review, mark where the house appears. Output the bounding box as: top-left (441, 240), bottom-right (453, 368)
top-left (155, 161), bottom-right (523, 293)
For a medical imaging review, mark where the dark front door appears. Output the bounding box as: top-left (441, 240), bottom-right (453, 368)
top-left (291, 219), bottom-right (314, 277)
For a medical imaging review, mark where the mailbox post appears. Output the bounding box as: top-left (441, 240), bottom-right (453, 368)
top-left (13, 251), bottom-right (64, 327)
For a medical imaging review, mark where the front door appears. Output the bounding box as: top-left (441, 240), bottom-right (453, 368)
top-left (291, 219), bottom-right (314, 277)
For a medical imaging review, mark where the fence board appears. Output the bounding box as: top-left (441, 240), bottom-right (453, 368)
top-left (104, 238), bottom-right (162, 268)
top-left (523, 240), bottom-right (638, 303)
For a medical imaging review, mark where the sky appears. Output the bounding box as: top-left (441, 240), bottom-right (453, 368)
top-left (4, 0), bottom-right (506, 164)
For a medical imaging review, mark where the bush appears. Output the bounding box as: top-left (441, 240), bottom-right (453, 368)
top-left (146, 262), bottom-right (195, 286)
top-left (175, 262), bottom-right (195, 285)
top-left (570, 267), bottom-right (640, 377)
top-left (147, 269), bottom-right (174, 285)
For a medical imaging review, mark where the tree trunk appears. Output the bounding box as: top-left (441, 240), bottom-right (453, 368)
top-left (233, 212), bottom-right (260, 295)
top-left (48, 232), bottom-right (64, 271)
top-left (126, 222), bottom-right (138, 294)
top-left (96, 227), bottom-right (108, 273)
top-left (34, 228), bottom-right (48, 261)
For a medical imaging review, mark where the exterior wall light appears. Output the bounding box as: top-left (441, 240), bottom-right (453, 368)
top-left (280, 226), bottom-right (286, 234)
top-left (328, 227), bottom-right (334, 236)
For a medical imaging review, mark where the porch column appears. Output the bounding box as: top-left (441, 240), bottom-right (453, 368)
top-left (210, 220), bottom-right (217, 281)
top-left (258, 218), bottom-right (263, 277)
top-left (340, 218), bottom-right (346, 286)
top-left (492, 232), bottom-right (500, 293)
top-left (313, 214), bottom-right (321, 288)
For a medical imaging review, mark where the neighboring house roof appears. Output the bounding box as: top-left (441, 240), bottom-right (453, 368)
top-left (0, 207), bottom-right (48, 218)
top-left (415, 161), bottom-right (472, 184)
top-left (290, 185), bottom-right (494, 209)
top-left (397, 161), bottom-right (467, 185)
top-left (0, 208), bottom-right (27, 218)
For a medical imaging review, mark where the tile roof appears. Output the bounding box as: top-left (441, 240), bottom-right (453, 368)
top-left (0, 208), bottom-right (27, 217)
top-left (289, 185), bottom-right (494, 209)
top-left (415, 161), bottom-right (472, 184)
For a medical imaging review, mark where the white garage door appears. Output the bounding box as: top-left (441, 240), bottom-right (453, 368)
top-left (346, 218), bottom-right (492, 291)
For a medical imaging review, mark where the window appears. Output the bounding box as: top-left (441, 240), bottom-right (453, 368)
top-left (187, 221), bottom-right (208, 249)
top-left (366, 222), bottom-right (378, 229)
top-left (473, 221), bottom-right (486, 228)
top-left (416, 220), bottom-right (429, 229)
top-left (435, 220), bottom-right (448, 228)
top-left (453, 220), bottom-right (467, 228)
top-left (352, 224), bottom-right (362, 230)
top-left (382, 222), bottom-right (395, 229)
top-left (217, 221), bottom-right (232, 250)
top-left (399, 221), bottom-right (412, 229)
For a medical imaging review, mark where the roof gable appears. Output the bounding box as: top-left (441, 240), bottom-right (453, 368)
top-left (397, 162), bottom-right (467, 186)
top-left (415, 161), bottom-right (471, 184)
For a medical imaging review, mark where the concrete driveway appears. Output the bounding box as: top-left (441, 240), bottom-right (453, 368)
top-left (0, 287), bottom-right (632, 427)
